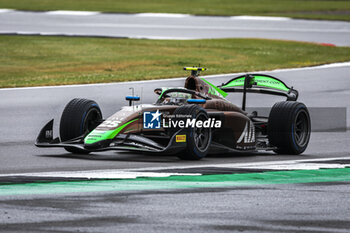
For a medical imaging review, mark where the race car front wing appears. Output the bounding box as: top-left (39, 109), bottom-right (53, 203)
top-left (35, 119), bottom-right (187, 154)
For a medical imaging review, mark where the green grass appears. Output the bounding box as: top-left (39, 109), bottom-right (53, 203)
top-left (1, 35), bottom-right (350, 88)
top-left (0, 0), bottom-right (350, 21)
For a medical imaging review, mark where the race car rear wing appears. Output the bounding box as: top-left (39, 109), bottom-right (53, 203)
top-left (218, 74), bottom-right (298, 111)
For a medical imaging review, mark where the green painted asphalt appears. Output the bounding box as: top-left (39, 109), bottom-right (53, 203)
top-left (1, 168), bottom-right (350, 196)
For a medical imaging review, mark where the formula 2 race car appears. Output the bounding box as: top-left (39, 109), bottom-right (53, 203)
top-left (35, 67), bottom-right (311, 160)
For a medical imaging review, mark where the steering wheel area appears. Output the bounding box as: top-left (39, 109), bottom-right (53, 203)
top-left (155, 88), bottom-right (209, 105)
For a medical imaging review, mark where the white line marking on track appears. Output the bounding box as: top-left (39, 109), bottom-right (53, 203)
top-left (39, 32), bottom-right (76, 36)
top-left (0, 171), bottom-right (201, 179)
top-left (231, 15), bottom-right (290, 21)
top-left (45, 10), bottom-right (100, 16)
top-left (9, 31), bottom-right (40, 35)
top-left (124, 156), bottom-right (350, 172)
top-left (313, 62), bottom-right (350, 69)
top-left (1, 61), bottom-right (350, 91)
top-left (234, 163), bottom-right (346, 170)
top-left (1, 157), bottom-right (349, 179)
top-left (0, 9), bottom-right (294, 21)
top-left (0, 9), bottom-right (13, 13)
top-left (135, 13), bottom-right (190, 18)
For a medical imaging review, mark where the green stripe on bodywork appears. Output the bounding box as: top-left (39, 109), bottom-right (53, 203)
top-left (201, 78), bottom-right (228, 98)
top-left (1, 168), bottom-right (350, 196)
top-left (221, 75), bottom-right (289, 91)
top-left (84, 119), bottom-right (138, 144)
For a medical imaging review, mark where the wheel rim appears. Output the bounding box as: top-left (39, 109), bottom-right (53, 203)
top-left (83, 108), bottom-right (102, 134)
top-left (293, 110), bottom-right (309, 147)
top-left (194, 113), bottom-right (210, 152)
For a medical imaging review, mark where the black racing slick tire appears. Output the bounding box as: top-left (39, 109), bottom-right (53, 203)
top-left (267, 101), bottom-right (311, 155)
top-left (172, 105), bottom-right (212, 160)
top-left (60, 98), bottom-right (102, 154)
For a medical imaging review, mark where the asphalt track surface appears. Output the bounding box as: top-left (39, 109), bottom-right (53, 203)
top-left (1, 11), bottom-right (350, 232)
top-left (1, 10), bottom-right (350, 46)
top-left (0, 181), bottom-right (349, 233)
top-left (1, 59), bottom-right (350, 233)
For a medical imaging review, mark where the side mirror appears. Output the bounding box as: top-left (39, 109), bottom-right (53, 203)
top-left (126, 96), bottom-right (140, 106)
top-left (187, 99), bottom-right (206, 104)
top-left (154, 88), bottom-right (162, 95)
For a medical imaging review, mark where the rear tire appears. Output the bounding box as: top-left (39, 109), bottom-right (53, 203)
top-left (172, 105), bottom-right (212, 160)
top-left (60, 98), bottom-right (102, 154)
top-left (268, 101), bottom-right (311, 155)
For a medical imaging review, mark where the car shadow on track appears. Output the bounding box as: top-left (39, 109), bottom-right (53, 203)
top-left (36, 151), bottom-right (281, 163)
top-left (36, 152), bottom-right (181, 163)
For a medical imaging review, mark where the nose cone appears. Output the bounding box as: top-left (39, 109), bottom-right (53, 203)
top-left (84, 119), bottom-right (139, 147)
top-left (84, 130), bottom-right (110, 148)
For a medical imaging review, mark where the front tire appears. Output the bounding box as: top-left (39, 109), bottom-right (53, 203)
top-left (60, 98), bottom-right (102, 154)
top-left (172, 105), bottom-right (212, 160)
top-left (268, 101), bottom-right (311, 155)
